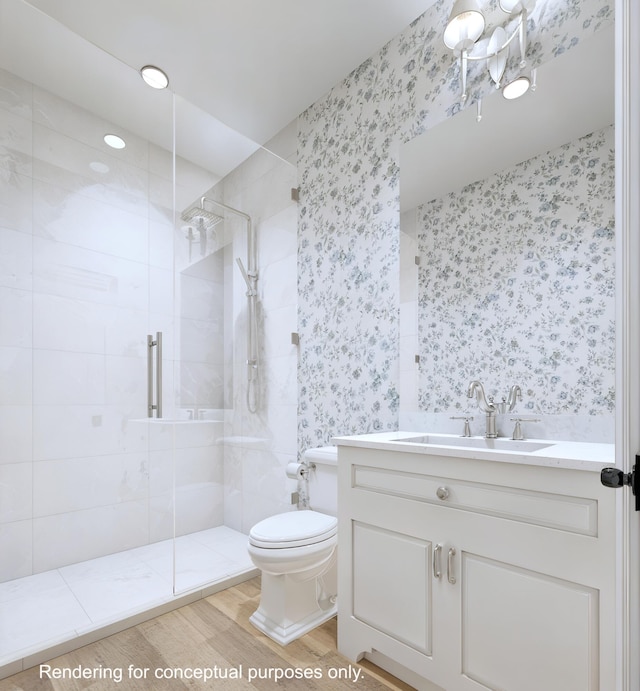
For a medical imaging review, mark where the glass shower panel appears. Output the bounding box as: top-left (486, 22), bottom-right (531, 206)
top-left (172, 97), bottom-right (299, 593)
top-left (171, 96), bottom-right (259, 593)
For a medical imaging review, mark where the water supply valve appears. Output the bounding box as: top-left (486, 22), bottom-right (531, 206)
top-left (510, 417), bottom-right (540, 440)
top-left (450, 416), bottom-right (473, 437)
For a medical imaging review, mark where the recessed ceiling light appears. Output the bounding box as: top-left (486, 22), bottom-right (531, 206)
top-left (140, 65), bottom-right (169, 89)
top-left (104, 133), bottom-right (126, 149)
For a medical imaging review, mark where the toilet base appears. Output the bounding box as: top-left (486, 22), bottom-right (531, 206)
top-left (250, 566), bottom-right (337, 645)
top-left (249, 600), bottom-right (337, 646)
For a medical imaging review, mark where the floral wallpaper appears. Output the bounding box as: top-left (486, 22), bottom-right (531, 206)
top-left (417, 126), bottom-right (615, 416)
top-left (297, 0), bottom-right (614, 451)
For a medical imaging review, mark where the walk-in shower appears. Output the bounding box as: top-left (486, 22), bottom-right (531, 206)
top-left (1, 2), bottom-right (299, 678)
top-left (182, 196), bottom-right (260, 414)
top-left (0, 0), bottom-right (280, 677)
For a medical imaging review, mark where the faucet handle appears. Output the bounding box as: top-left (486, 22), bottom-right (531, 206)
top-left (510, 417), bottom-right (541, 440)
top-left (450, 416), bottom-right (474, 437)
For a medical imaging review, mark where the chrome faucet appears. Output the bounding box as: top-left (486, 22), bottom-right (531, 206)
top-left (506, 384), bottom-right (522, 411)
top-left (467, 381), bottom-right (498, 438)
top-left (467, 381), bottom-right (523, 438)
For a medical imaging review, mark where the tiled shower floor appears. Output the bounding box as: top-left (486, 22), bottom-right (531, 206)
top-left (0, 526), bottom-right (257, 677)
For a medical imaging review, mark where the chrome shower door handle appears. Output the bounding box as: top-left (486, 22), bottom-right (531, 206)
top-left (155, 331), bottom-right (162, 418)
top-left (433, 543), bottom-right (442, 579)
top-left (447, 547), bottom-right (456, 584)
top-left (147, 334), bottom-right (154, 417)
top-left (147, 332), bottom-right (162, 418)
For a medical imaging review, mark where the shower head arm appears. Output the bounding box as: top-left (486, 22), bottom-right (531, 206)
top-left (200, 196), bottom-right (256, 274)
top-left (199, 196), bottom-right (250, 223)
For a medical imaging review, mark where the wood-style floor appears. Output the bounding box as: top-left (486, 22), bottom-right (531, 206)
top-left (1, 577), bottom-right (413, 690)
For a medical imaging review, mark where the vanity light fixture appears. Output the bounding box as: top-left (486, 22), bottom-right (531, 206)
top-left (140, 65), bottom-right (169, 89)
top-left (502, 74), bottom-right (530, 99)
top-left (502, 66), bottom-right (537, 100)
top-left (103, 133), bottom-right (126, 149)
top-left (443, 0), bottom-right (536, 103)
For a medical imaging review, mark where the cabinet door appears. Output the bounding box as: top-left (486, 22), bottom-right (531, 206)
top-left (453, 550), bottom-right (599, 691)
top-left (339, 487), bottom-right (452, 686)
top-left (352, 521), bottom-right (433, 655)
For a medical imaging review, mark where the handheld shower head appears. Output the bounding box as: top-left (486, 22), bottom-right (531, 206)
top-left (236, 257), bottom-right (250, 288)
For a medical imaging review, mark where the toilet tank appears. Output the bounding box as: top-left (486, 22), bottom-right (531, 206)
top-left (304, 446), bottom-right (338, 516)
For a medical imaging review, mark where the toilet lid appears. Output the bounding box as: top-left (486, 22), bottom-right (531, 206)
top-left (249, 510), bottom-right (337, 549)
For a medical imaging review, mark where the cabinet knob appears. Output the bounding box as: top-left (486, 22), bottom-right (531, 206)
top-left (436, 486), bottom-right (450, 500)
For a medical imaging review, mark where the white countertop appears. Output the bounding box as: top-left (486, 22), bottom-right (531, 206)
top-left (332, 430), bottom-right (616, 472)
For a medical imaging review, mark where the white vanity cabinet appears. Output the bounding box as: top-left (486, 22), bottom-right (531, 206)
top-left (336, 442), bottom-right (616, 691)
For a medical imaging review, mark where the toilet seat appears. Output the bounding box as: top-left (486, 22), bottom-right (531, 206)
top-left (249, 510), bottom-right (337, 549)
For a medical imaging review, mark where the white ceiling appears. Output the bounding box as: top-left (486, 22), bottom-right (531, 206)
top-left (17, 0), bottom-right (437, 147)
top-left (1, 1), bottom-right (615, 198)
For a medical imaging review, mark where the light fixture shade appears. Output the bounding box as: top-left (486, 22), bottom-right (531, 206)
top-left (444, 0), bottom-right (485, 51)
top-left (502, 75), bottom-right (531, 99)
top-left (488, 27), bottom-right (508, 86)
top-left (499, 0), bottom-right (536, 14)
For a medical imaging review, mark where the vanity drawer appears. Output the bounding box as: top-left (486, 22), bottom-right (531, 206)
top-left (352, 464), bottom-right (597, 536)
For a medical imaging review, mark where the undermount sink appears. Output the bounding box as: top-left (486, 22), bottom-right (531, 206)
top-left (392, 434), bottom-right (554, 453)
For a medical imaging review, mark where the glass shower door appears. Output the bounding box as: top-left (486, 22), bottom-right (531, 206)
top-left (0, 0), bottom-right (179, 660)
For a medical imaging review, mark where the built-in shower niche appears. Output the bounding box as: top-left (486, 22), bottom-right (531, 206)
top-left (178, 246), bottom-right (227, 420)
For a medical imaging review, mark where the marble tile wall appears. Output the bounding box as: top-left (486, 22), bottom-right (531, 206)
top-left (0, 66), bottom-right (224, 582)
top-left (212, 123), bottom-right (300, 534)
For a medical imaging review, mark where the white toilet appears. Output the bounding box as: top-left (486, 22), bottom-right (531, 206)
top-left (247, 446), bottom-right (338, 645)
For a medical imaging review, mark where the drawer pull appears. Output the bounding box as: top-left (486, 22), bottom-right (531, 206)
top-left (436, 486), bottom-right (450, 500)
top-left (448, 547), bottom-right (457, 584)
top-left (433, 544), bottom-right (442, 579)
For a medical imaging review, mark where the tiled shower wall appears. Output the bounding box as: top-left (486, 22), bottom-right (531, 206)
top-left (297, 0), bottom-right (614, 450)
top-left (0, 61), bottom-right (299, 582)
top-left (0, 66), bottom-right (226, 581)
top-left (213, 124), bottom-right (300, 534)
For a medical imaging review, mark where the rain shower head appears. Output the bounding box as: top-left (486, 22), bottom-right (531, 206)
top-left (180, 206), bottom-right (224, 229)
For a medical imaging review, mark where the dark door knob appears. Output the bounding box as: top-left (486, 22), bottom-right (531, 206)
top-left (600, 467), bottom-right (629, 488)
top-left (601, 463), bottom-right (640, 511)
